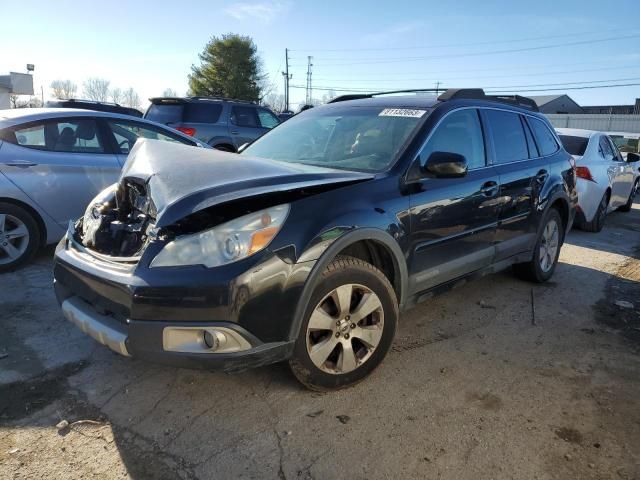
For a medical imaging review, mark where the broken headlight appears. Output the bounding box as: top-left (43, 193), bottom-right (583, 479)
top-left (150, 204), bottom-right (290, 268)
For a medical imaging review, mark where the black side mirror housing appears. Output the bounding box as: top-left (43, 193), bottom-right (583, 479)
top-left (424, 151), bottom-right (468, 178)
top-left (626, 152), bottom-right (640, 163)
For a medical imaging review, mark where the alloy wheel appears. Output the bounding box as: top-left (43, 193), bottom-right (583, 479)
top-left (0, 214), bottom-right (30, 266)
top-left (539, 218), bottom-right (559, 273)
top-left (306, 283), bottom-right (384, 375)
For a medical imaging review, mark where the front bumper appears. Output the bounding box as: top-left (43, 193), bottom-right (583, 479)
top-left (53, 236), bottom-right (303, 372)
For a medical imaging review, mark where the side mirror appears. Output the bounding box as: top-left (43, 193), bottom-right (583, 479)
top-left (237, 143), bottom-right (249, 153)
top-left (626, 152), bottom-right (640, 163)
top-left (424, 151), bottom-right (468, 178)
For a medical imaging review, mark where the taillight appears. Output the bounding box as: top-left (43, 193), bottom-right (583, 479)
top-left (176, 127), bottom-right (196, 137)
top-left (575, 166), bottom-right (595, 182)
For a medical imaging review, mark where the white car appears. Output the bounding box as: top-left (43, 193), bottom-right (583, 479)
top-left (556, 128), bottom-right (639, 232)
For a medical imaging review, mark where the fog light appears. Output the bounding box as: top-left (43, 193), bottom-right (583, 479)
top-left (203, 330), bottom-right (226, 350)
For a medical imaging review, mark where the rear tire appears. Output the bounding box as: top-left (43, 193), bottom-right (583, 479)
top-left (513, 208), bottom-right (563, 283)
top-left (0, 202), bottom-right (41, 273)
top-left (289, 256), bottom-right (398, 391)
top-left (618, 179), bottom-right (639, 212)
top-left (580, 192), bottom-right (608, 232)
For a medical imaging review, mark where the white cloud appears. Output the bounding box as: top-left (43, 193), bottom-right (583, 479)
top-left (224, 1), bottom-right (289, 24)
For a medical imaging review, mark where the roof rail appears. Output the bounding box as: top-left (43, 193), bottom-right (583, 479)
top-left (437, 89), bottom-right (539, 111)
top-left (63, 98), bottom-right (123, 107)
top-left (328, 88), bottom-right (441, 104)
top-left (189, 96), bottom-right (256, 104)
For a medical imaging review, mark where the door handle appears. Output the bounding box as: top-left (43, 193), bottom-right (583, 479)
top-left (480, 181), bottom-right (499, 197)
top-left (536, 170), bottom-right (549, 184)
top-left (230, 130), bottom-right (239, 135)
top-left (3, 161), bottom-right (37, 167)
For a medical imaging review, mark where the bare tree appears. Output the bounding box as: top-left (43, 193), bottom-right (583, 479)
top-left (162, 88), bottom-right (178, 97)
top-left (110, 87), bottom-right (123, 104)
top-left (83, 78), bottom-right (110, 102)
top-left (9, 94), bottom-right (20, 108)
top-left (262, 93), bottom-right (286, 112)
top-left (122, 88), bottom-right (141, 109)
top-left (50, 80), bottom-right (77, 99)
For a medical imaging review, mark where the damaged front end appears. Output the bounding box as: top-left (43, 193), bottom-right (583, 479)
top-left (74, 179), bottom-right (158, 259)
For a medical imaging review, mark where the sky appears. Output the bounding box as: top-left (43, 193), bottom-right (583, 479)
top-left (1, 0), bottom-right (639, 110)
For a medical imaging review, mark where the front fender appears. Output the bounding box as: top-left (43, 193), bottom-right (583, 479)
top-left (288, 226), bottom-right (409, 341)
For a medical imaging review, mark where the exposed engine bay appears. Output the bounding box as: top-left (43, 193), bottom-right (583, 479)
top-left (77, 179), bottom-right (158, 258)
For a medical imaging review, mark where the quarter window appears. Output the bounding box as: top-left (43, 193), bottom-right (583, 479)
top-left (528, 117), bottom-right (559, 156)
top-left (8, 118), bottom-right (104, 153)
top-left (230, 106), bottom-right (259, 127)
top-left (420, 109), bottom-right (486, 170)
top-left (257, 109), bottom-right (280, 129)
top-left (485, 110), bottom-right (528, 164)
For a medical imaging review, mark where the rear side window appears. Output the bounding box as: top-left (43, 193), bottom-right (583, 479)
top-left (528, 117), bottom-right (559, 156)
top-left (183, 103), bottom-right (222, 123)
top-left (558, 135), bottom-right (589, 156)
top-left (107, 120), bottom-right (195, 154)
top-left (8, 118), bottom-right (104, 153)
top-left (145, 104), bottom-right (184, 124)
top-left (485, 110), bottom-right (528, 164)
top-left (598, 136), bottom-right (615, 161)
top-left (421, 109), bottom-right (486, 170)
top-left (231, 106), bottom-right (259, 127)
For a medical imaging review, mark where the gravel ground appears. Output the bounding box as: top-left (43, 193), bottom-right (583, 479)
top-left (1, 203), bottom-right (639, 480)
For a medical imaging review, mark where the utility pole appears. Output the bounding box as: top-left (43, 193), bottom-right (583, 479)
top-left (281, 48), bottom-right (291, 112)
top-left (435, 81), bottom-right (441, 96)
top-left (305, 56), bottom-right (313, 105)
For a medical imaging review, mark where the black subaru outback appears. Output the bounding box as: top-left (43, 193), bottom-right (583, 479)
top-left (53, 88), bottom-right (577, 391)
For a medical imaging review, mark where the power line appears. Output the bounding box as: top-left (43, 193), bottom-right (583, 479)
top-left (310, 34), bottom-right (640, 66)
top-left (289, 27), bottom-right (639, 52)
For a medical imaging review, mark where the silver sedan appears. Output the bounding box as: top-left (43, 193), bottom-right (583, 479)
top-left (0, 108), bottom-right (209, 271)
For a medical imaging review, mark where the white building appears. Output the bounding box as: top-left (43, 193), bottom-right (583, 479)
top-left (0, 72), bottom-right (34, 109)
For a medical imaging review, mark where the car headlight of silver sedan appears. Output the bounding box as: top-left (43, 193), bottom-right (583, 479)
top-left (150, 204), bottom-right (290, 268)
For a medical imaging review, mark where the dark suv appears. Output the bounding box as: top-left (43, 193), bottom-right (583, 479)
top-left (53, 89), bottom-right (577, 391)
top-left (144, 96), bottom-right (280, 151)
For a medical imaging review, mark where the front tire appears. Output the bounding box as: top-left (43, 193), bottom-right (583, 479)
top-left (513, 208), bottom-right (563, 283)
top-left (0, 202), bottom-right (41, 273)
top-left (289, 256), bottom-right (398, 391)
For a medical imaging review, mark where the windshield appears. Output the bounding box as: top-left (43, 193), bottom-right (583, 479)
top-left (559, 135), bottom-right (589, 156)
top-left (241, 106), bottom-right (428, 172)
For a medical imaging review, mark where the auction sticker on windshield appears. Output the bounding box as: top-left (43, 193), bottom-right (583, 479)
top-left (379, 108), bottom-right (427, 118)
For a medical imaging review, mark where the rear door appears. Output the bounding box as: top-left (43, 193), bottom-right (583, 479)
top-left (484, 110), bottom-right (553, 261)
top-left (0, 117), bottom-right (120, 229)
top-left (229, 106), bottom-right (263, 147)
top-left (604, 135), bottom-right (634, 206)
top-left (408, 108), bottom-right (501, 294)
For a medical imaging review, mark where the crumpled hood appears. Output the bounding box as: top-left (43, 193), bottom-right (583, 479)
top-left (120, 139), bottom-right (374, 228)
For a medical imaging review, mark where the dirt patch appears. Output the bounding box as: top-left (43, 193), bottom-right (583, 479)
top-left (0, 361), bottom-right (87, 421)
top-left (555, 427), bottom-right (583, 445)
top-left (593, 255), bottom-right (640, 347)
top-left (466, 392), bottom-right (503, 411)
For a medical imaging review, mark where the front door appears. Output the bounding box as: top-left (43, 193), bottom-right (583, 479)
top-left (0, 117), bottom-right (120, 229)
top-left (408, 108), bottom-right (501, 294)
top-left (229, 106), bottom-right (266, 148)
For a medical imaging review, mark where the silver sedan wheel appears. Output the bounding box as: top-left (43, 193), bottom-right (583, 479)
top-left (306, 283), bottom-right (384, 375)
top-left (539, 218), bottom-right (559, 273)
top-left (0, 214), bottom-right (30, 265)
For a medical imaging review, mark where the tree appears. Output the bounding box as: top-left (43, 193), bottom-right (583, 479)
top-left (162, 88), bottom-right (178, 97)
top-left (110, 87), bottom-right (123, 104)
top-left (263, 93), bottom-right (286, 112)
top-left (50, 80), bottom-right (77, 99)
top-left (83, 78), bottom-right (110, 102)
top-left (122, 88), bottom-right (141, 109)
top-left (188, 33), bottom-right (263, 102)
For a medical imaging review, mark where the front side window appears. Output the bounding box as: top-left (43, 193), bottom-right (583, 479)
top-left (485, 110), bottom-right (528, 164)
top-left (257, 109), bottom-right (280, 129)
top-left (7, 118), bottom-right (104, 153)
top-left (528, 117), bottom-right (559, 156)
top-left (107, 120), bottom-right (194, 154)
top-left (420, 109), bottom-right (486, 170)
top-left (231, 106), bottom-right (259, 127)
top-left (242, 105), bottom-right (426, 172)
